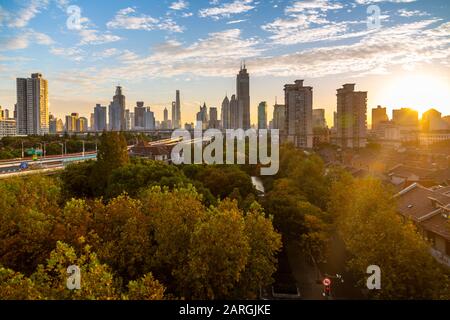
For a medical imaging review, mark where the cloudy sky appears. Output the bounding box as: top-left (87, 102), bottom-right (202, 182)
top-left (0, 0), bottom-right (449, 125)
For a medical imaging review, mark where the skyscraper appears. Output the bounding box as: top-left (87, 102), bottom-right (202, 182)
top-left (272, 103), bottom-right (286, 132)
top-left (196, 103), bottom-right (208, 130)
top-left (258, 101), bottom-right (267, 130)
top-left (163, 107), bottom-right (169, 129)
top-left (336, 84), bottom-right (367, 149)
top-left (175, 90), bottom-right (181, 129)
top-left (65, 113), bottom-right (78, 132)
top-left (16, 73), bottom-right (49, 135)
top-left (77, 117), bottom-right (88, 132)
top-left (144, 107), bottom-right (155, 130)
top-left (284, 80), bottom-right (313, 148)
top-left (209, 107), bottom-right (220, 129)
top-left (236, 63), bottom-right (250, 129)
top-left (371, 105), bottom-right (388, 130)
top-left (229, 94), bottom-right (238, 129)
top-left (94, 104), bottom-right (107, 131)
top-left (221, 95), bottom-right (230, 129)
top-left (171, 101), bottom-right (176, 129)
top-left (109, 86), bottom-right (126, 131)
top-left (134, 101), bottom-right (145, 129)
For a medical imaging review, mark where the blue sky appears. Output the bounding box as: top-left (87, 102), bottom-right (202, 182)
top-left (0, 0), bottom-right (449, 125)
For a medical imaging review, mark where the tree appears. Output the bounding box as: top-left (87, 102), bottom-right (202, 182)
top-left (0, 176), bottom-right (61, 274)
top-left (0, 267), bottom-right (41, 300)
top-left (330, 178), bottom-right (450, 299)
top-left (125, 273), bottom-right (165, 300)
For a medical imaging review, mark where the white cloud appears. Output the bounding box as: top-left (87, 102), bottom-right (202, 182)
top-left (227, 19), bottom-right (247, 24)
top-left (79, 29), bottom-right (121, 45)
top-left (5, 0), bottom-right (49, 28)
top-left (170, 0), bottom-right (189, 11)
top-left (50, 46), bottom-right (85, 61)
top-left (285, 0), bottom-right (343, 13)
top-left (355, 0), bottom-right (416, 4)
top-left (199, 0), bottom-right (255, 19)
top-left (107, 7), bottom-right (183, 33)
top-left (93, 48), bottom-right (119, 58)
top-left (0, 30), bottom-right (53, 51)
top-left (182, 12), bottom-right (193, 18)
top-left (398, 9), bottom-right (428, 17)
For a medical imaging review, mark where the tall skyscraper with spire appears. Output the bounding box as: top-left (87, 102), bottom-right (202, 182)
top-left (236, 62), bottom-right (250, 129)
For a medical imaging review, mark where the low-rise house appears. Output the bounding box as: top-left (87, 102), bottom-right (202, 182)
top-left (395, 183), bottom-right (450, 267)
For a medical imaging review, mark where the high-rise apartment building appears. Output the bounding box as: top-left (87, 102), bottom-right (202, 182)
top-left (77, 117), bottom-right (88, 132)
top-left (284, 80), bottom-right (313, 148)
top-left (65, 113), bottom-right (78, 132)
top-left (258, 101), bottom-right (267, 130)
top-left (134, 101), bottom-right (145, 129)
top-left (16, 73), bottom-right (49, 135)
top-left (372, 105), bottom-right (388, 130)
top-left (336, 83), bottom-right (367, 149)
top-left (236, 63), bottom-right (250, 129)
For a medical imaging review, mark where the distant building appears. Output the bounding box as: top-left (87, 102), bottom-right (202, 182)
top-left (336, 83), bottom-right (367, 149)
top-left (162, 107), bottom-right (169, 129)
top-left (90, 113), bottom-right (95, 131)
top-left (134, 101), bottom-right (145, 129)
top-left (258, 101), bottom-right (267, 130)
top-left (49, 114), bottom-right (57, 134)
top-left (392, 108), bottom-right (419, 128)
top-left (372, 105), bottom-right (388, 130)
top-left (94, 104), bottom-right (107, 131)
top-left (272, 103), bottom-right (285, 132)
top-left (421, 108), bottom-right (449, 132)
top-left (65, 113), bottom-right (78, 132)
top-left (237, 63), bottom-right (250, 129)
top-left (209, 107), bottom-right (220, 129)
top-left (196, 103), bottom-right (208, 130)
top-left (77, 117), bottom-right (88, 132)
top-left (229, 94), bottom-right (239, 129)
top-left (174, 90), bottom-right (181, 129)
top-left (16, 73), bottom-right (49, 135)
top-left (221, 95), bottom-right (230, 129)
top-left (109, 86), bottom-right (126, 131)
top-left (284, 80), bottom-right (313, 148)
top-left (312, 109), bottom-right (327, 128)
top-left (144, 107), bottom-right (155, 130)
top-left (0, 119), bottom-right (16, 138)
top-left (125, 109), bottom-right (132, 131)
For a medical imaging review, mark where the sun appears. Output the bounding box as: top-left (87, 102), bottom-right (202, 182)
top-left (381, 73), bottom-right (450, 117)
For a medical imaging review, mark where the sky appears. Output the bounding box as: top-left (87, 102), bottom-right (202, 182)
top-left (0, 0), bottom-right (449, 126)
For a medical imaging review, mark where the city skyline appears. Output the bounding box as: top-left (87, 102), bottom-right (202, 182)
top-left (0, 0), bottom-right (449, 125)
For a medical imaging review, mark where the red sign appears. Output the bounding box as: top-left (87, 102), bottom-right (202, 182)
top-left (323, 278), bottom-right (331, 286)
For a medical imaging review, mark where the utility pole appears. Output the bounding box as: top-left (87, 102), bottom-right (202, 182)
top-left (21, 141), bottom-right (24, 158)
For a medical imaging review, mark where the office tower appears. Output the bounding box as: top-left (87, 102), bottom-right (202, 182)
top-left (130, 112), bottom-right (135, 130)
top-left (109, 86), bottom-right (126, 131)
top-left (171, 101), bottom-right (176, 129)
top-left (312, 109), bottom-right (327, 128)
top-left (392, 108), bottom-right (419, 127)
top-left (196, 103), bottom-right (208, 130)
top-left (209, 107), bottom-right (220, 129)
top-left (56, 119), bottom-right (64, 133)
top-left (144, 107), bottom-right (155, 130)
top-left (229, 94), bottom-right (238, 129)
top-left (258, 101), bottom-right (267, 130)
top-left (174, 90), bottom-right (181, 129)
top-left (272, 103), bottom-right (286, 131)
top-left (16, 73), bottom-right (49, 135)
top-left (221, 95), bottom-right (230, 129)
top-left (4, 109), bottom-right (9, 119)
top-left (284, 80), bottom-right (313, 148)
top-left (77, 117), bottom-right (88, 132)
top-left (237, 63), bottom-right (250, 129)
top-left (371, 105), bottom-right (388, 130)
top-left (336, 83), bottom-right (367, 149)
top-left (94, 104), bottom-right (107, 131)
top-left (90, 113), bottom-right (95, 131)
top-left (134, 101), bottom-right (145, 129)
